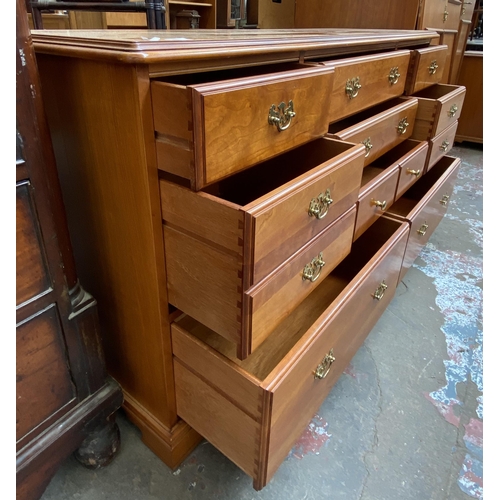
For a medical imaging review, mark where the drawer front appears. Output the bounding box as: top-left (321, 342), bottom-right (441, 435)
top-left (195, 68), bottom-right (335, 188)
top-left (329, 99), bottom-right (418, 167)
top-left (172, 219), bottom-right (410, 489)
top-left (396, 140), bottom-right (429, 199)
top-left (244, 206), bottom-right (357, 354)
top-left (411, 84), bottom-right (466, 140)
top-left (248, 140), bottom-right (365, 284)
top-left (433, 86), bottom-right (466, 137)
top-left (354, 167), bottom-right (399, 240)
top-left (426, 120), bottom-right (459, 172)
top-left (321, 50), bottom-right (411, 122)
top-left (405, 45), bottom-right (448, 95)
top-left (388, 156), bottom-right (461, 280)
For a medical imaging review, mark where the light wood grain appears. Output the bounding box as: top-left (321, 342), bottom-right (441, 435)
top-left (387, 156), bottom-right (460, 280)
top-left (328, 97), bottom-right (418, 167)
top-left (318, 50), bottom-right (411, 123)
top-left (405, 45), bottom-right (448, 94)
top-left (426, 120), bottom-right (459, 172)
top-left (455, 51), bottom-right (482, 143)
top-left (354, 165), bottom-right (399, 240)
top-left (410, 83), bottom-right (466, 140)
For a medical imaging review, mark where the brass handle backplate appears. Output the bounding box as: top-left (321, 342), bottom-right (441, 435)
top-left (443, 8), bottom-right (449, 22)
top-left (373, 280), bottom-right (388, 301)
top-left (448, 104), bottom-right (459, 117)
top-left (440, 139), bottom-right (450, 152)
top-left (440, 194), bottom-right (450, 206)
top-left (417, 222), bottom-right (429, 236)
top-left (314, 348), bottom-right (336, 379)
top-left (362, 137), bottom-right (373, 157)
top-left (429, 60), bottom-right (439, 75)
top-left (308, 189), bottom-right (333, 219)
top-left (397, 117), bottom-right (410, 135)
top-left (303, 253), bottom-right (326, 283)
top-left (388, 67), bottom-right (401, 85)
top-left (345, 76), bottom-right (362, 99)
top-left (407, 168), bottom-right (421, 177)
top-left (268, 100), bottom-right (296, 132)
top-left (372, 199), bottom-right (387, 210)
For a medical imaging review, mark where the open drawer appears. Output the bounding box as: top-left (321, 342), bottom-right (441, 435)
top-left (172, 216), bottom-right (410, 490)
top-left (327, 97), bottom-right (418, 167)
top-left (151, 64), bottom-right (335, 190)
top-left (409, 84), bottom-right (466, 140)
top-left (385, 155), bottom-right (461, 281)
top-left (161, 138), bottom-right (365, 358)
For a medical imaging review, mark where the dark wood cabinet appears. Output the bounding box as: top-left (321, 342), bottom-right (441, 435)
top-left (16, 1), bottom-right (123, 498)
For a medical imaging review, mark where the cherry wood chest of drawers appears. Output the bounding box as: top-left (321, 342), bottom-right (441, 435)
top-left (32, 28), bottom-right (465, 490)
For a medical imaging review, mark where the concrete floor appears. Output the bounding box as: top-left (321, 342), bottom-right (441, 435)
top-left (40, 143), bottom-right (483, 500)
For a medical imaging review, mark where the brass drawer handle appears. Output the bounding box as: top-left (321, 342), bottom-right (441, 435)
top-left (302, 253), bottom-right (326, 283)
top-left (407, 168), bottom-right (421, 177)
top-left (345, 76), bottom-right (361, 99)
top-left (362, 137), bottom-right (373, 157)
top-left (314, 348), bottom-right (336, 379)
top-left (440, 139), bottom-right (450, 152)
top-left (373, 280), bottom-right (388, 300)
top-left (308, 188), bottom-right (333, 219)
top-left (388, 66), bottom-right (401, 85)
top-left (448, 104), bottom-right (459, 117)
top-left (417, 222), bottom-right (429, 236)
top-left (429, 60), bottom-right (439, 75)
top-left (268, 100), bottom-right (296, 132)
top-left (440, 194), bottom-right (450, 206)
top-left (397, 117), bottom-right (410, 135)
top-left (372, 199), bottom-right (387, 210)
top-left (443, 8), bottom-right (449, 22)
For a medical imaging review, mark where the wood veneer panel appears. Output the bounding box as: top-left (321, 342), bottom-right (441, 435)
top-left (36, 55), bottom-right (176, 427)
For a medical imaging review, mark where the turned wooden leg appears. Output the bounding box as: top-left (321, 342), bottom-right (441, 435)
top-left (74, 414), bottom-right (121, 469)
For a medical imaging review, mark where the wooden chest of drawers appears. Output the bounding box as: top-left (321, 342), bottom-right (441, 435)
top-left (32, 28), bottom-right (465, 490)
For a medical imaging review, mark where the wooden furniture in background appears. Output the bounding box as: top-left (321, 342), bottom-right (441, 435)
top-left (32, 27), bottom-right (464, 490)
top-left (16, 2), bottom-right (123, 498)
top-left (29, 0), bottom-right (167, 29)
top-left (455, 50), bottom-right (483, 143)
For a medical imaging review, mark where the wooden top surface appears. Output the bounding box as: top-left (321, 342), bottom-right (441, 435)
top-left (32, 28), bottom-right (439, 65)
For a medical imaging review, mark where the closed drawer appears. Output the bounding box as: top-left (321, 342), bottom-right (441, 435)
top-left (353, 163), bottom-right (399, 241)
top-left (307, 50), bottom-right (411, 122)
top-left (161, 138), bottom-right (365, 358)
top-left (426, 120), bottom-right (459, 172)
top-left (404, 45), bottom-right (448, 95)
top-left (410, 84), bottom-right (466, 140)
top-left (151, 64), bottom-right (335, 190)
top-left (327, 97), bottom-right (418, 167)
top-left (386, 155), bottom-right (460, 280)
top-left (172, 216), bottom-right (409, 490)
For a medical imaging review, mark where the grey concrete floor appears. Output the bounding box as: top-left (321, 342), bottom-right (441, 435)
top-left (40, 143), bottom-right (483, 500)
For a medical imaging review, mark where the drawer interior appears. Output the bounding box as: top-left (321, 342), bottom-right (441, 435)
top-left (153, 62), bottom-right (306, 87)
top-left (201, 138), bottom-right (355, 206)
top-left (387, 155), bottom-right (457, 217)
top-left (369, 139), bottom-right (423, 169)
top-left (411, 84), bottom-right (458, 100)
top-left (174, 216), bottom-right (404, 381)
top-left (328, 97), bottom-right (409, 133)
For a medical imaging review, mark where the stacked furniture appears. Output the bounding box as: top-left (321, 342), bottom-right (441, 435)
top-left (32, 28), bottom-right (465, 490)
top-left (16, 1), bottom-right (123, 498)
